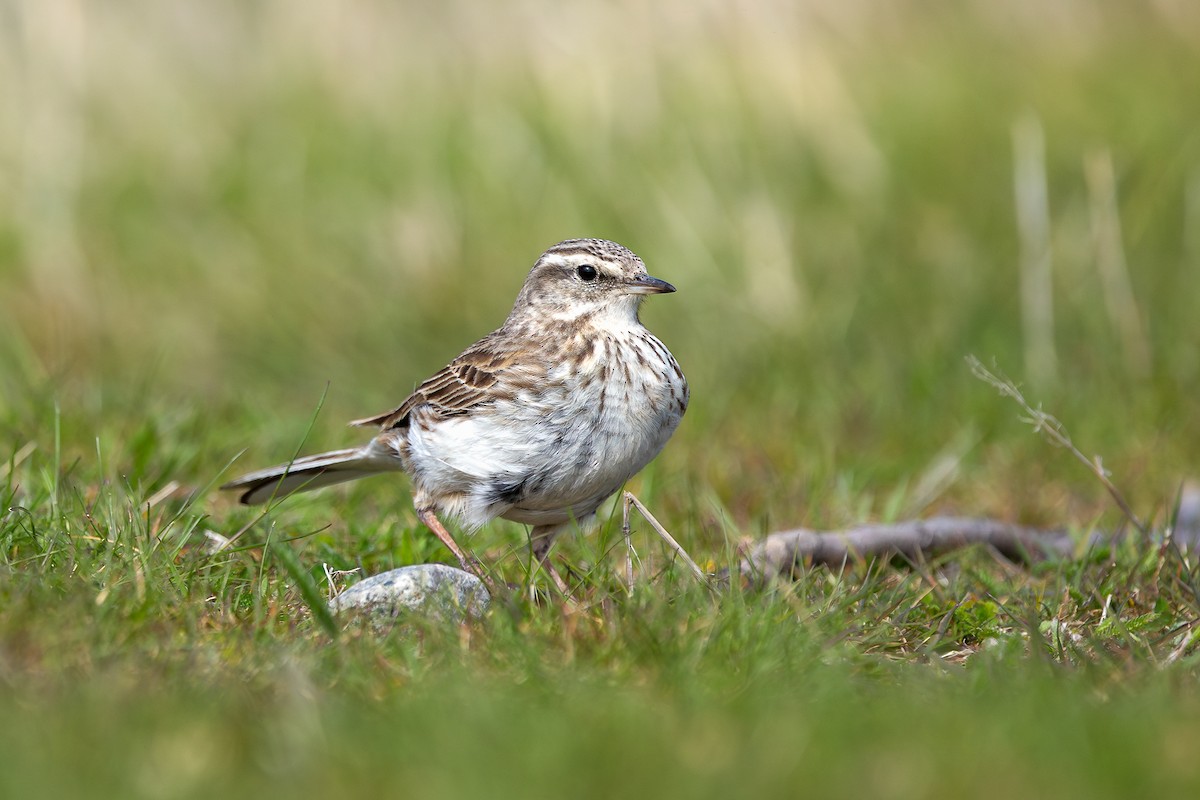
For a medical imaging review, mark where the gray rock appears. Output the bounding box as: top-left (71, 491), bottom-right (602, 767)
top-left (330, 564), bottom-right (490, 623)
top-left (1176, 480), bottom-right (1200, 548)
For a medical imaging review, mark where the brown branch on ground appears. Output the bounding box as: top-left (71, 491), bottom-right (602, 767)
top-left (734, 517), bottom-right (1081, 584)
top-left (729, 483), bottom-right (1200, 585)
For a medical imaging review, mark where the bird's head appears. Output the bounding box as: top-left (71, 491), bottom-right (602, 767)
top-left (508, 239), bottom-right (675, 327)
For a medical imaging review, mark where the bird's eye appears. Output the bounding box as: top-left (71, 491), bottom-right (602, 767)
top-left (576, 264), bottom-right (598, 282)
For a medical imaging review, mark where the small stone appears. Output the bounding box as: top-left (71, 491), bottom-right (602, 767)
top-left (330, 564), bottom-right (490, 623)
top-left (1176, 480), bottom-right (1200, 549)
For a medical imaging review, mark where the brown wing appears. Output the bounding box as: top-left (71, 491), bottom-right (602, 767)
top-left (349, 331), bottom-right (529, 430)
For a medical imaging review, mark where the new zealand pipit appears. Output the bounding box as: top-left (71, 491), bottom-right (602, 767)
top-left (222, 239), bottom-right (688, 589)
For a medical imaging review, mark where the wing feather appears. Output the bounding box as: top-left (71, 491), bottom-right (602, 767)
top-left (348, 331), bottom-right (532, 430)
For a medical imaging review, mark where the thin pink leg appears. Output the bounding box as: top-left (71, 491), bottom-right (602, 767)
top-left (417, 507), bottom-right (495, 591)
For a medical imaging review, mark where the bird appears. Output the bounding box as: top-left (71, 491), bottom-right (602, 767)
top-left (221, 238), bottom-right (688, 591)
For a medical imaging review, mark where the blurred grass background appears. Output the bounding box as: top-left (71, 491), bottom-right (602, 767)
top-left (3, 1), bottom-right (1200, 797)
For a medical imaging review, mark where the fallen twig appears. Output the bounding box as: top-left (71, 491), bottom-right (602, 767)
top-left (735, 516), bottom-right (1085, 585)
top-left (731, 481), bottom-right (1200, 585)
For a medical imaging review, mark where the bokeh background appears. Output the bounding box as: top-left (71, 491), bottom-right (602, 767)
top-left (4, 1), bottom-right (1199, 540)
top-left (4, 2), bottom-right (1200, 523)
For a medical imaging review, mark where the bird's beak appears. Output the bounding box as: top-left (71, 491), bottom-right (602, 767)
top-left (625, 274), bottom-right (676, 295)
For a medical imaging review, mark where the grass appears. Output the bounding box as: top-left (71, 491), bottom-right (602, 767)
top-left (3, 1), bottom-right (1200, 797)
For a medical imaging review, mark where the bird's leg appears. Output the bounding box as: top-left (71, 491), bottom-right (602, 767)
top-left (530, 526), bottom-right (571, 596)
top-left (416, 507), bottom-right (495, 591)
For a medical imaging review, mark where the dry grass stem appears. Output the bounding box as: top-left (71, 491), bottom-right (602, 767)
top-left (967, 356), bottom-right (1148, 535)
top-left (623, 492), bottom-right (713, 591)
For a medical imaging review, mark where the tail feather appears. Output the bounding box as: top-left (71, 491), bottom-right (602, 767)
top-left (221, 446), bottom-right (402, 506)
